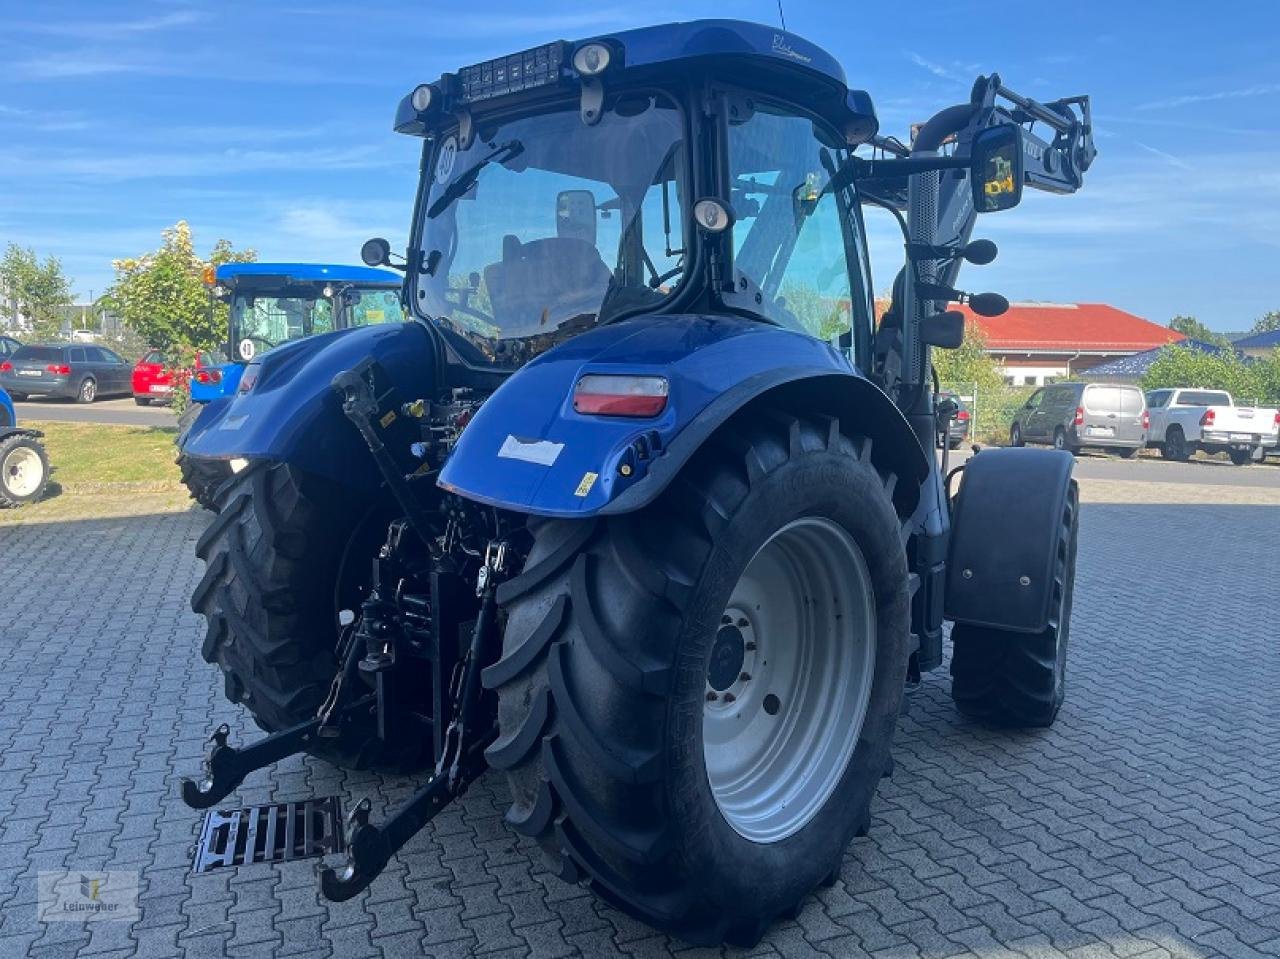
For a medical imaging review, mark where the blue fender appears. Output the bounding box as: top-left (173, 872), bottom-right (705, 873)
top-left (0, 388), bottom-right (14, 429)
top-left (439, 315), bottom-right (928, 518)
top-left (182, 322), bottom-right (437, 490)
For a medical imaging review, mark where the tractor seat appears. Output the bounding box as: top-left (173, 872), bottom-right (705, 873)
top-left (483, 235), bottom-right (613, 337)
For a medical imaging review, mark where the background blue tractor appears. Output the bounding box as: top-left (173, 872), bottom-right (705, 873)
top-left (180, 20), bottom-right (1094, 945)
top-left (176, 262), bottom-right (403, 508)
top-left (0, 387), bottom-right (50, 508)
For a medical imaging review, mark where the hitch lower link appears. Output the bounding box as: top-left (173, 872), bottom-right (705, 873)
top-left (179, 695), bottom-right (375, 810)
top-left (319, 541), bottom-right (506, 901)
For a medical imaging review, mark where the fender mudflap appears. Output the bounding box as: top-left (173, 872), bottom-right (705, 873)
top-left (945, 447), bottom-right (1074, 633)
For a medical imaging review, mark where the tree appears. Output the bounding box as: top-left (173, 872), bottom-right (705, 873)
top-left (0, 244), bottom-right (74, 338)
top-left (1168, 314), bottom-right (1231, 348)
top-left (106, 221), bottom-right (255, 352)
top-left (1250, 310), bottom-right (1280, 335)
top-left (933, 324), bottom-right (1006, 393)
top-left (1142, 344), bottom-right (1255, 397)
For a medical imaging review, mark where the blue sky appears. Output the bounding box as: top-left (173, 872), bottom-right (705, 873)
top-left (2, 0), bottom-right (1278, 331)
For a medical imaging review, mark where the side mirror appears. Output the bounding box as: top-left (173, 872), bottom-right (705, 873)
top-left (920, 310), bottom-right (965, 349)
top-left (361, 237), bottom-right (392, 267)
top-left (556, 190), bottom-right (597, 244)
top-left (971, 124), bottom-right (1024, 213)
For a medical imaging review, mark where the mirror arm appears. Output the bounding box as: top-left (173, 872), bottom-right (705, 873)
top-left (830, 154), bottom-right (969, 194)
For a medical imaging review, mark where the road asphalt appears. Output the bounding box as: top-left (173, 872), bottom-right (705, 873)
top-left (15, 396), bottom-right (178, 428)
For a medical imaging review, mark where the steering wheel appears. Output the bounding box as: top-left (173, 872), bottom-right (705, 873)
top-left (444, 290), bottom-right (497, 327)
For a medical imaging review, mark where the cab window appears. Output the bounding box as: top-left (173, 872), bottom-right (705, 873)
top-left (725, 100), bottom-right (863, 344)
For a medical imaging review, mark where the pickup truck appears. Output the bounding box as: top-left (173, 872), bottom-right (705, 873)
top-left (1145, 388), bottom-right (1280, 465)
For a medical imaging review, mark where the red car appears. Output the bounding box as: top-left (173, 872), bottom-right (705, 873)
top-left (131, 350), bottom-right (222, 405)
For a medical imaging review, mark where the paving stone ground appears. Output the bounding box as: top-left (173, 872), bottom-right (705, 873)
top-left (2, 499), bottom-right (1279, 958)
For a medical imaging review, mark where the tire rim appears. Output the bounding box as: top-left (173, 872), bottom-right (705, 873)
top-left (81, 380), bottom-right (95, 402)
top-left (703, 517), bottom-right (876, 844)
top-left (3, 446), bottom-right (43, 498)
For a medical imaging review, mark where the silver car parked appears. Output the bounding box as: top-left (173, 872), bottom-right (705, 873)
top-left (1010, 382), bottom-right (1148, 456)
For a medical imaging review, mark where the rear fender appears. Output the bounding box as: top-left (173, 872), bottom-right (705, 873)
top-left (182, 322), bottom-right (436, 491)
top-left (439, 315), bottom-right (929, 518)
top-left (945, 447), bottom-right (1075, 633)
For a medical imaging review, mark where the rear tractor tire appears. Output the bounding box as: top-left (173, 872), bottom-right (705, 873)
top-left (175, 403), bottom-right (232, 511)
top-left (950, 480), bottom-right (1079, 727)
top-left (191, 459), bottom-right (430, 772)
top-left (487, 410), bottom-right (912, 946)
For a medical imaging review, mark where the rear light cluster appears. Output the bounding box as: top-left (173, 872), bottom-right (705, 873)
top-left (573, 374), bottom-right (668, 417)
top-left (1141, 410), bottom-right (1150, 430)
top-left (1073, 406), bottom-right (1085, 427)
top-left (955, 410), bottom-right (970, 422)
top-left (195, 369), bottom-right (223, 385)
top-left (47, 364), bottom-right (71, 375)
top-left (238, 363), bottom-right (261, 394)
top-left (0, 362), bottom-right (10, 373)
top-left (1200, 409), bottom-right (1215, 427)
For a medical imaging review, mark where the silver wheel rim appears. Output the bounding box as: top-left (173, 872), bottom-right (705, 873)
top-left (3, 446), bottom-right (43, 498)
top-left (81, 380), bottom-right (95, 401)
top-left (703, 517), bottom-right (876, 844)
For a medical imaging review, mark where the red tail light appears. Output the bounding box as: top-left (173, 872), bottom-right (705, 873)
top-left (1274, 411), bottom-right (1279, 426)
top-left (955, 410), bottom-right (969, 422)
top-left (0, 362), bottom-right (11, 373)
top-left (195, 369), bottom-right (222, 385)
top-left (1200, 409), bottom-right (1215, 427)
top-left (47, 364), bottom-right (71, 375)
top-left (573, 374), bottom-right (669, 417)
top-left (1073, 406), bottom-right (1084, 426)
top-left (1141, 410), bottom-right (1150, 430)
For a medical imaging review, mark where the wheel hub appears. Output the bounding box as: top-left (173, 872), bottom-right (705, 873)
top-left (3, 447), bottom-right (42, 498)
top-left (707, 625), bottom-right (746, 692)
top-left (702, 517), bottom-right (876, 844)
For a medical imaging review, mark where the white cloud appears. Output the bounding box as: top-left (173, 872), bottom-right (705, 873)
top-left (1137, 83), bottom-right (1280, 111)
top-left (905, 52), bottom-right (967, 85)
top-left (7, 10), bottom-right (209, 39)
top-left (0, 145), bottom-right (400, 181)
top-left (1133, 142), bottom-right (1191, 170)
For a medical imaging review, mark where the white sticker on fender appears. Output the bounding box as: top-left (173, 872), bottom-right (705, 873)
top-left (498, 434), bottom-right (564, 466)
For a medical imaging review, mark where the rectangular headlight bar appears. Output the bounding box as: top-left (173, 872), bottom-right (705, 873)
top-left (457, 41), bottom-right (566, 105)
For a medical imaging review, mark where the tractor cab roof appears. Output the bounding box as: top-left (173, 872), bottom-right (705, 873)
top-left (213, 263), bottom-right (402, 289)
top-left (395, 18), bottom-right (877, 145)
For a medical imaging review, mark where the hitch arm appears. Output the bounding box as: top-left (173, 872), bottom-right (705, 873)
top-left (179, 695), bottom-right (375, 810)
top-left (319, 775), bottom-right (458, 901)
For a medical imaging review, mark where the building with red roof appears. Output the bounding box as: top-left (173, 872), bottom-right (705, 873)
top-left (953, 302), bottom-right (1184, 386)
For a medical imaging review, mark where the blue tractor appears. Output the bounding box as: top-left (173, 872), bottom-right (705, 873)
top-left (0, 387), bottom-right (50, 508)
top-left (180, 20), bottom-right (1094, 944)
top-left (176, 262), bottom-right (404, 507)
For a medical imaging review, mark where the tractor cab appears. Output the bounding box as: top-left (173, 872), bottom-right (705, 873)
top-left (193, 262), bottom-right (404, 400)
top-left (364, 20), bottom-right (882, 375)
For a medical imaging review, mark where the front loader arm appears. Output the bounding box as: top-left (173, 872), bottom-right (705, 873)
top-left (860, 75), bottom-right (1096, 287)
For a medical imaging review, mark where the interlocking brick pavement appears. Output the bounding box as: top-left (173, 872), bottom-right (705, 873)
top-left (2, 501), bottom-right (1278, 958)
